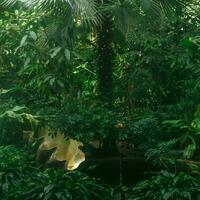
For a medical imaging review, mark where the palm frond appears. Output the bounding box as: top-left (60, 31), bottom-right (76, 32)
top-left (0, 0), bottom-right (101, 26)
top-left (142, 0), bottom-right (195, 16)
top-left (104, 0), bottom-right (199, 44)
top-left (0, 0), bottom-right (17, 6)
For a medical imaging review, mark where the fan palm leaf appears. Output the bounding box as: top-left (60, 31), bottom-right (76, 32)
top-left (0, 0), bottom-right (101, 26)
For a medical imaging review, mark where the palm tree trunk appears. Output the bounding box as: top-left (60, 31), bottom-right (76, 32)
top-left (96, 0), bottom-right (113, 106)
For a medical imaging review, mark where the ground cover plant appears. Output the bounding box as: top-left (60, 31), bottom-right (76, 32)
top-left (0, 145), bottom-right (35, 197)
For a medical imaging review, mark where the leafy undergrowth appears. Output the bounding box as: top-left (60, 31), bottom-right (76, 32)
top-left (0, 145), bottom-right (111, 200)
top-left (0, 145), bottom-right (35, 196)
top-left (128, 170), bottom-right (200, 200)
top-left (6, 169), bottom-right (111, 200)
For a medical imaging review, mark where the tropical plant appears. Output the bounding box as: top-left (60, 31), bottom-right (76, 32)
top-left (128, 170), bottom-right (200, 200)
top-left (5, 169), bottom-right (111, 200)
top-left (1, 0), bottom-right (198, 106)
top-left (0, 2), bottom-right (200, 199)
top-left (0, 145), bottom-right (36, 197)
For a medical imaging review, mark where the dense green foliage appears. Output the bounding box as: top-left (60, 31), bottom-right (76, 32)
top-left (128, 171), bottom-right (200, 200)
top-left (0, 145), bottom-right (110, 200)
top-left (0, 145), bottom-right (35, 196)
top-left (0, 0), bottom-right (200, 199)
top-left (6, 170), bottom-right (110, 200)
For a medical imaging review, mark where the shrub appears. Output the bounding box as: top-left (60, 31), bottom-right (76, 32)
top-left (0, 145), bottom-right (35, 196)
top-left (6, 169), bottom-right (111, 200)
top-left (128, 170), bottom-right (200, 200)
top-left (128, 115), bottom-right (163, 151)
top-left (44, 103), bottom-right (118, 143)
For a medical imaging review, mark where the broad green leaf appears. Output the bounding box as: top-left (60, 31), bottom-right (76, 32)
top-left (30, 31), bottom-right (37, 41)
top-left (20, 35), bottom-right (28, 47)
top-left (64, 49), bottom-right (70, 61)
top-left (12, 106), bottom-right (25, 112)
top-left (50, 47), bottom-right (61, 58)
top-left (57, 80), bottom-right (64, 88)
top-left (0, 89), bottom-right (11, 95)
top-left (49, 77), bottom-right (55, 86)
top-left (24, 57), bottom-right (31, 67)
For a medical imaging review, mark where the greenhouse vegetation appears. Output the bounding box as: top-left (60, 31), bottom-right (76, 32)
top-left (0, 0), bottom-right (200, 199)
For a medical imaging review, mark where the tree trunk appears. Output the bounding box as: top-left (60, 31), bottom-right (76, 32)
top-left (96, 0), bottom-right (113, 106)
